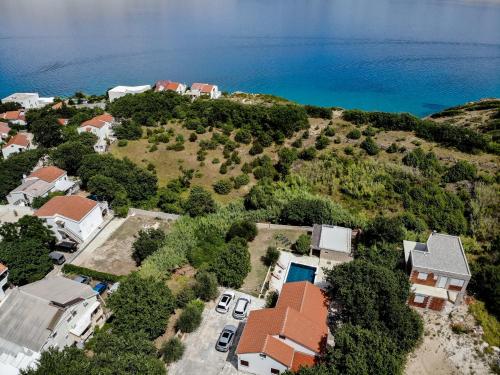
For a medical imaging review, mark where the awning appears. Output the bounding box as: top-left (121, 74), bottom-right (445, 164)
top-left (69, 302), bottom-right (100, 336)
top-left (411, 284), bottom-right (448, 300)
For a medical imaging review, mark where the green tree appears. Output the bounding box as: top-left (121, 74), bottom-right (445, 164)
top-left (176, 300), bottom-right (204, 333)
top-left (210, 237), bottom-right (251, 288)
top-left (226, 220), bottom-right (258, 242)
top-left (31, 191), bottom-right (65, 209)
top-left (213, 179), bottom-right (233, 195)
top-left (293, 234), bottom-right (311, 255)
top-left (51, 139), bottom-right (95, 175)
top-left (315, 135), bottom-right (330, 150)
top-left (185, 186), bottom-right (216, 217)
top-left (0, 149), bottom-right (44, 200)
top-left (20, 347), bottom-right (89, 375)
top-left (31, 115), bottom-right (63, 148)
top-left (108, 273), bottom-right (175, 339)
top-left (360, 137), bottom-right (380, 155)
top-left (346, 129), bottom-right (361, 139)
top-left (362, 216), bottom-right (405, 245)
top-left (87, 174), bottom-right (126, 203)
top-left (194, 271), bottom-right (219, 301)
top-left (160, 337), bottom-right (185, 364)
top-left (442, 160), bottom-right (477, 183)
top-left (262, 246), bottom-right (280, 267)
top-left (132, 228), bottom-right (166, 266)
top-left (276, 147), bottom-right (298, 176)
top-left (0, 215), bottom-right (55, 247)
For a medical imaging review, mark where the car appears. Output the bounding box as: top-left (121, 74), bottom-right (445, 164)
top-left (233, 297), bottom-right (251, 319)
top-left (216, 291), bottom-right (235, 313)
top-left (54, 241), bottom-right (78, 253)
top-left (48, 251), bottom-right (66, 265)
top-left (108, 282), bottom-right (120, 294)
top-left (215, 325), bottom-right (237, 352)
top-left (93, 282), bottom-right (108, 294)
top-left (73, 275), bottom-right (90, 284)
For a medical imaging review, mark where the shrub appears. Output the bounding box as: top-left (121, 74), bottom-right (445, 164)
top-left (213, 179), bottom-right (233, 195)
top-left (402, 148), bottom-right (440, 173)
top-left (249, 142), bottom-right (264, 155)
top-left (185, 186), bottom-right (216, 217)
top-left (233, 174), bottom-right (250, 189)
top-left (219, 163), bottom-right (228, 174)
top-left (132, 228), bottom-right (166, 266)
top-left (442, 160), bottom-right (477, 183)
top-left (235, 129), bottom-right (252, 144)
top-left (293, 234), bottom-right (311, 255)
top-left (212, 158), bottom-right (220, 164)
top-left (62, 264), bottom-right (122, 283)
top-left (291, 138), bottom-right (303, 148)
top-left (118, 139), bottom-right (128, 147)
top-left (344, 146), bottom-right (354, 155)
top-left (189, 132), bottom-right (197, 142)
top-left (304, 105), bottom-right (332, 119)
top-left (346, 129), bottom-right (361, 139)
top-left (226, 220), bottom-right (258, 242)
top-left (194, 271), bottom-right (219, 301)
top-left (266, 290), bottom-right (279, 308)
top-left (386, 143), bottom-right (398, 153)
top-left (360, 137), bottom-right (380, 155)
top-left (175, 287), bottom-right (196, 308)
top-left (324, 126), bottom-right (336, 137)
top-left (299, 147), bottom-right (317, 160)
top-left (262, 246), bottom-right (280, 267)
top-left (362, 126), bottom-right (377, 136)
top-left (176, 300), bottom-right (204, 333)
top-left (241, 162), bottom-right (253, 174)
top-left (315, 135), bottom-right (330, 150)
top-left (161, 337), bottom-right (185, 364)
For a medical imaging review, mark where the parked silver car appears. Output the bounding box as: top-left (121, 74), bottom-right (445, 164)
top-left (216, 291), bottom-right (235, 314)
top-left (215, 325), bottom-right (237, 352)
top-left (232, 297), bottom-right (251, 319)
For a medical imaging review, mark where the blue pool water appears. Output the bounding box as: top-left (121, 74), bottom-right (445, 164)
top-left (286, 263), bottom-right (317, 284)
top-left (0, 0), bottom-right (499, 116)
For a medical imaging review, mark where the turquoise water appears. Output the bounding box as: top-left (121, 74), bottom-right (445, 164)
top-left (286, 263), bottom-right (316, 284)
top-left (0, 0), bottom-right (499, 116)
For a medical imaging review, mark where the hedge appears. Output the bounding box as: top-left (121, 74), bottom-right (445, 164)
top-left (62, 264), bottom-right (123, 283)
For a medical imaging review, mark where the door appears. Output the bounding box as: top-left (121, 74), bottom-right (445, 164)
top-left (437, 276), bottom-right (447, 288)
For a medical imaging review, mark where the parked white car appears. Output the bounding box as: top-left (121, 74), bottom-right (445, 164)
top-left (233, 297), bottom-right (251, 319)
top-left (216, 291), bottom-right (235, 313)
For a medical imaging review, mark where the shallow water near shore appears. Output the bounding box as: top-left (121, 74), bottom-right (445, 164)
top-left (0, 0), bottom-right (499, 115)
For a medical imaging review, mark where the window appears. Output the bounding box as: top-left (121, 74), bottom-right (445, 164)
top-left (271, 369), bottom-right (280, 374)
top-left (417, 272), bottom-right (428, 280)
top-left (414, 295), bottom-right (425, 304)
top-left (240, 360), bottom-right (249, 367)
top-left (449, 279), bottom-right (465, 287)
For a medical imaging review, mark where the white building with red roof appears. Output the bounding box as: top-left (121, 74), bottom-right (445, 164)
top-left (189, 82), bottom-right (221, 99)
top-left (6, 166), bottom-right (77, 206)
top-left (1, 133), bottom-right (34, 159)
top-left (0, 110), bottom-right (26, 126)
top-left (0, 122), bottom-right (11, 140)
top-left (155, 80), bottom-right (187, 95)
top-left (236, 281), bottom-right (329, 375)
top-left (77, 113), bottom-right (115, 153)
top-left (35, 196), bottom-right (106, 244)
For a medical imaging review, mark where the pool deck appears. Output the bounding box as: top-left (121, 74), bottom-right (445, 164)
top-left (270, 251), bottom-right (330, 293)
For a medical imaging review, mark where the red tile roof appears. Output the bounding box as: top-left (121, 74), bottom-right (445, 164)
top-left (0, 110), bottom-right (25, 122)
top-left (155, 80), bottom-right (182, 91)
top-left (57, 118), bottom-right (68, 126)
top-left (35, 196), bottom-right (98, 222)
top-left (2, 133), bottom-right (29, 148)
top-left (80, 113), bottom-right (114, 129)
top-left (236, 281), bottom-right (328, 370)
top-left (191, 82), bottom-right (215, 93)
top-left (28, 166), bottom-right (66, 183)
top-left (52, 102), bottom-right (63, 110)
top-left (0, 122), bottom-right (11, 135)
top-left (291, 352), bottom-right (316, 372)
top-left (0, 263), bottom-right (7, 274)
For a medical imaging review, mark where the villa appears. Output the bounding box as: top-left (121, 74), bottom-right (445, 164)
top-left (189, 83), bottom-right (222, 99)
top-left (1, 133), bottom-right (34, 159)
top-left (6, 166), bottom-right (77, 206)
top-left (404, 232), bottom-right (471, 311)
top-left (236, 281), bottom-right (329, 375)
top-left (1, 93), bottom-right (54, 109)
top-left (154, 80), bottom-right (187, 95)
top-left (35, 195), bottom-right (107, 244)
top-left (0, 111), bottom-right (26, 126)
top-left (0, 276), bottom-right (104, 374)
top-left (77, 113), bottom-right (115, 153)
top-left (108, 85), bottom-right (151, 102)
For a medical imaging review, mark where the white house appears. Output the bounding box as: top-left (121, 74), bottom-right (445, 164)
top-left (0, 111), bottom-right (26, 126)
top-left (1, 93), bottom-right (54, 109)
top-left (0, 122), bottom-right (11, 140)
top-left (77, 113), bottom-right (115, 153)
top-left (155, 80), bottom-right (187, 95)
top-left (310, 224), bottom-right (354, 266)
top-left (108, 85), bottom-right (151, 102)
top-left (6, 166), bottom-right (77, 206)
top-left (1, 133), bottom-right (34, 159)
top-left (0, 276), bottom-right (104, 374)
top-left (236, 281), bottom-right (328, 375)
top-left (35, 195), bottom-right (106, 244)
top-left (0, 264), bottom-right (8, 300)
top-left (189, 83), bottom-right (222, 99)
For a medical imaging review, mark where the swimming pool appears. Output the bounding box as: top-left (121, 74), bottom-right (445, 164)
top-left (285, 263), bottom-right (316, 284)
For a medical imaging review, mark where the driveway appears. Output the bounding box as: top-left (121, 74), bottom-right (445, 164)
top-left (169, 290), bottom-right (265, 375)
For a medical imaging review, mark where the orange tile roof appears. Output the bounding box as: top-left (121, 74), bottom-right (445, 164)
top-left (0, 110), bottom-right (25, 121)
top-left (80, 113), bottom-right (114, 129)
top-left (236, 281), bottom-right (328, 370)
top-left (57, 118), bottom-right (68, 126)
top-left (35, 196), bottom-right (98, 222)
top-left (191, 82), bottom-right (214, 93)
top-left (28, 166), bottom-right (66, 183)
top-left (2, 133), bottom-right (29, 148)
top-left (291, 352), bottom-right (316, 372)
top-left (0, 263), bottom-right (7, 273)
top-left (0, 122), bottom-right (11, 135)
top-left (52, 102), bottom-right (63, 110)
top-left (155, 80), bottom-right (181, 91)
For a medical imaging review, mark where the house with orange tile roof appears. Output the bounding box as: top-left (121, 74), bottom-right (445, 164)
top-left (6, 166), bottom-right (77, 206)
top-left (1, 133), bottom-right (34, 159)
top-left (0, 122), bottom-right (11, 140)
top-left (155, 80), bottom-right (187, 95)
top-left (0, 110), bottom-right (26, 126)
top-left (236, 281), bottom-right (329, 375)
top-left (189, 82), bottom-right (221, 99)
top-left (35, 196), bottom-right (106, 244)
top-left (77, 113), bottom-right (115, 153)
top-left (0, 263), bottom-right (8, 300)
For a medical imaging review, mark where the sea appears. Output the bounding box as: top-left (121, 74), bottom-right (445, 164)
top-left (0, 0), bottom-right (499, 116)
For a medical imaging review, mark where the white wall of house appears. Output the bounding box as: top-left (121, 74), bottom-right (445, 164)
top-left (2, 144), bottom-right (28, 159)
top-left (42, 205), bottom-right (103, 243)
top-left (237, 353), bottom-right (288, 375)
top-left (2, 94), bottom-right (39, 109)
top-left (0, 270), bottom-right (8, 300)
top-left (6, 173), bottom-right (75, 206)
top-left (77, 123), bottom-right (112, 153)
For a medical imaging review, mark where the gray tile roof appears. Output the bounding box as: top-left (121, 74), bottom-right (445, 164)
top-left (410, 232), bottom-right (470, 276)
top-left (11, 179), bottom-right (52, 197)
top-left (20, 276), bottom-right (96, 305)
top-left (311, 224), bottom-right (352, 254)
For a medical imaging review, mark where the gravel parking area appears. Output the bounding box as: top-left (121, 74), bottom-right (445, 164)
top-left (169, 290), bottom-right (265, 375)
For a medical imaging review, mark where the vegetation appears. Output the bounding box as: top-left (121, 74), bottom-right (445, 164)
top-left (209, 237), bottom-right (251, 288)
top-left (193, 271), bottom-right (219, 301)
top-left (160, 337), bottom-right (185, 364)
top-left (132, 228), bottom-right (166, 266)
top-left (61, 264), bottom-right (122, 283)
top-left (262, 246), bottom-right (280, 267)
top-left (293, 234), bottom-right (311, 255)
top-left (469, 301), bottom-right (500, 347)
top-left (176, 300), bottom-right (204, 333)
top-left (226, 220), bottom-right (258, 242)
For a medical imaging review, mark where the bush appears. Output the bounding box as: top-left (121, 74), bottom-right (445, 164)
top-left (299, 147), bottom-right (317, 160)
top-left (304, 105), bottom-right (332, 119)
top-left (194, 271), bottom-right (219, 301)
top-left (315, 135), bottom-right (330, 150)
top-left (176, 300), bottom-right (204, 333)
top-left (219, 163), bottom-right (228, 174)
top-left (293, 234), bottom-right (311, 255)
top-left (233, 174), bottom-right (250, 189)
top-left (344, 146), bottom-right (354, 155)
top-left (360, 137), bottom-right (380, 155)
top-left (362, 216), bottom-right (405, 245)
top-left (118, 139), bottom-right (128, 147)
top-left (213, 179), bottom-right (233, 195)
top-left (291, 138), bottom-right (303, 148)
top-left (175, 287), bottom-right (197, 308)
top-left (132, 228), bottom-right (166, 266)
top-left (189, 132), bottom-right (197, 142)
top-left (442, 160), bottom-right (477, 182)
top-left (386, 143), bottom-right (398, 153)
top-left (185, 186), bottom-right (216, 217)
top-left (324, 126), bottom-right (336, 137)
top-left (266, 290), bottom-right (279, 308)
top-left (235, 129), bottom-right (252, 144)
top-left (241, 162), bottom-right (253, 174)
top-left (161, 337), bottom-right (185, 364)
top-left (262, 246), bottom-right (280, 267)
top-left (209, 237), bottom-right (251, 288)
top-left (346, 129), bottom-right (361, 139)
top-left (62, 264), bottom-right (122, 283)
top-left (226, 220), bottom-right (258, 242)
top-left (249, 142), bottom-right (264, 155)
